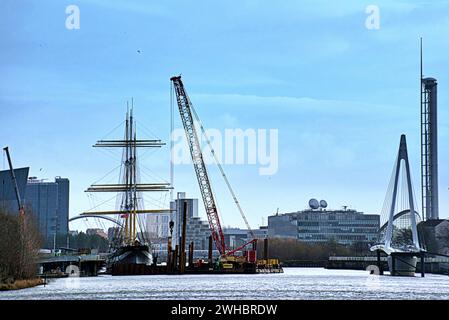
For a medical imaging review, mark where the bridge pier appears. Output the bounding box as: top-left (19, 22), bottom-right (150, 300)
top-left (391, 254), bottom-right (395, 276)
top-left (420, 252), bottom-right (425, 278)
top-left (388, 252), bottom-right (418, 277)
top-left (376, 250), bottom-right (384, 275)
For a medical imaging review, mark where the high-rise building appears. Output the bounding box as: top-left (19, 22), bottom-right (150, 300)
top-left (25, 177), bottom-right (70, 247)
top-left (167, 192), bottom-right (270, 251)
top-left (165, 192), bottom-right (215, 250)
top-left (55, 177), bottom-right (69, 239)
top-left (0, 167), bottom-right (29, 213)
top-left (0, 168), bottom-right (70, 248)
top-left (171, 192), bottom-right (199, 245)
top-left (146, 212), bottom-right (171, 239)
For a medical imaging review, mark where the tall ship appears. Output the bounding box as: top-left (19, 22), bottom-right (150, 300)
top-left (84, 105), bottom-right (172, 275)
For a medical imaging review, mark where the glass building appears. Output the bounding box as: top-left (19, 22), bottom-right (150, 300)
top-left (0, 167), bottom-right (29, 213)
top-left (268, 208), bottom-right (380, 245)
top-left (25, 177), bottom-right (69, 247)
top-left (170, 192), bottom-right (203, 247)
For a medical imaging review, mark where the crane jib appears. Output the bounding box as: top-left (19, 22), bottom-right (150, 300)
top-left (171, 76), bottom-right (227, 255)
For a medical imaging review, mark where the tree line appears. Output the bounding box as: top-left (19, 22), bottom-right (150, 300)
top-left (0, 208), bottom-right (42, 284)
top-left (1, 206), bottom-right (111, 285)
top-left (52, 232), bottom-right (110, 252)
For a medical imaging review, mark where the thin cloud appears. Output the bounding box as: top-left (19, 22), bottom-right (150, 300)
top-left (194, 92), bottom-right (409, 118)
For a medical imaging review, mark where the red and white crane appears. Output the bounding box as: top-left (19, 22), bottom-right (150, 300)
top-left (170, 76), bottom-right (257, 259)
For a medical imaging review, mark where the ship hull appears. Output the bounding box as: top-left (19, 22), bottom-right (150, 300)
top-left (107, 244), bottom-right (154, 275)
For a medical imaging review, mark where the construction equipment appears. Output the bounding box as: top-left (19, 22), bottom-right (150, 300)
top-left (170, 75), bottom-right (257, 262)
top-left (3, 146), bottom-right (25, 216)
top-left (3, 146), bottom-right (28, 272)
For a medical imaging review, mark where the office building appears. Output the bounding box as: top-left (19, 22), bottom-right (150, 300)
top-left (171, 192), bottom-right (199, 245)
top-left (147, 212), bottom-right (171, 239)
top-left (165, 192), bottom-right (215, 250)
top-left (25, 177), bottom-right (70, 247)
top-left (268, 206), bottom-right (379, 246)
top-left (223, 226), bottom-right (269, 249)
top-left (169, 192), bottom-right (269, 251)
top-left (0, 167), bottom-right (29, 213)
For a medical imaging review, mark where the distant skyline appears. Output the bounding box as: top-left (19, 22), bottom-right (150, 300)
top-left (1, 1), bottom-right (448, 231)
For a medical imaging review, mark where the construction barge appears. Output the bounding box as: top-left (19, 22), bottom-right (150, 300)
top-left (84, 77), bottom-right (283, 277)
top-left (109, 237), bottom-right (283, 276)
top-left (106, 76), bottom-right (284, 276)
top-left (109, 260), bottom-right (283, 276)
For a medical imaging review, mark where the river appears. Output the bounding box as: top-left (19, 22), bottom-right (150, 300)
top-left (1, 268), bottom-right (449, 300)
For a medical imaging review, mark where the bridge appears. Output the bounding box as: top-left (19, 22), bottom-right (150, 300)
top-left (68, 214), bottom-right (124, 227)
top-left (327, 256), bottom-right (449, 275)
top-left (370, 135), bottom-right (425, 276)
top-left (38, 252), bottom-right (106, 277)
top-left (37, 213), bottom-right (121, 277)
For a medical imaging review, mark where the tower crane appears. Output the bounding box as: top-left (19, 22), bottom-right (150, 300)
top-left (170, 75), bottom-right (257, 261)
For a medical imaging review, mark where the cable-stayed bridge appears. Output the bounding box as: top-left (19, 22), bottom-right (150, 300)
top-left (370, 135), bottom-right (426, 276)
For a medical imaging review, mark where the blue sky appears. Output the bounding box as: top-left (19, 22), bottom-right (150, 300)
top-left (1, 0), bottom-right (448, 230)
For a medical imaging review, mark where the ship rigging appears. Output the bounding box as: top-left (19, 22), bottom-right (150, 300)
top-left (83, 104), bottom-right (172, 269)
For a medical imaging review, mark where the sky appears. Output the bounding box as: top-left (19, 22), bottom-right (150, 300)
top-left (1, 0), bottom-right (448, 231)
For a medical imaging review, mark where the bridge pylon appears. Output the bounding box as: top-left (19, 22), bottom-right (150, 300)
top-left (371, 134), bottom-right (424, 276)
top-left (371, 135), bottom-right (424, 276)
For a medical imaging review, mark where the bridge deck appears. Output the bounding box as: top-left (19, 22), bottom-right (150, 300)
top-left (329, 256), bottom-right (449, 263)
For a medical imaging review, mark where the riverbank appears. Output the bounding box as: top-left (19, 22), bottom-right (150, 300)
top-left (0, 278), bottom-right (44, 291)
top-left (1, 268), bottom-right (449, 300)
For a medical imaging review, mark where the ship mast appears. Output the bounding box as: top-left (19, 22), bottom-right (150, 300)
top-left (85, 104), bottom-right (172, 247)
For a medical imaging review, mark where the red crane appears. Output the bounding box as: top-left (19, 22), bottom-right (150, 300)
top-left (170, 76), bottom-right (257, 258)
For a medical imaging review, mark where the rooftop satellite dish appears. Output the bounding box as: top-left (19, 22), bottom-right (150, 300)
top-left (320, 200), bottom-right (328, 208)
top-left (309, 198), bottom-right (319, 210)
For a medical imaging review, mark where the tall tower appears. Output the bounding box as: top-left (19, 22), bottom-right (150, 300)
top-left (420, 39), bottom-right (439, 220)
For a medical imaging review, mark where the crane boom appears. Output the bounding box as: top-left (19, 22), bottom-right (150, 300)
top-left (3, 146), bottom-right (24, 215)
top-left (170, 76), bottom-right (227, 255)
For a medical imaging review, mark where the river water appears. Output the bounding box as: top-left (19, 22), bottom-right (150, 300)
top-left (1, 268), bottom-right (449, 300)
